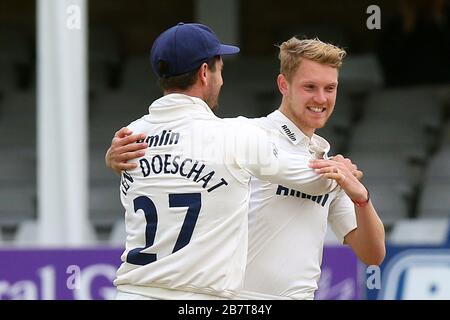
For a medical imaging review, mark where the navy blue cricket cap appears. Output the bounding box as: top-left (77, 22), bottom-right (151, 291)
top-left (150, 22), bottom-right (240, 78)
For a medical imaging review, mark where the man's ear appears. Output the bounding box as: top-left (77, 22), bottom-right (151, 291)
top-left (198, 63), bottom-right (208, 85)
top-left (277, 74), bottom-right (289, 95)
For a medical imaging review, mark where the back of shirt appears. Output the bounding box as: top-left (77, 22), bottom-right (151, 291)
top-left (114, 107), bottom-right (253, 299)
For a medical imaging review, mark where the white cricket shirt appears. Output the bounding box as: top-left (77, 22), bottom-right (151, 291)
top-left (114, 94), bottom-right (338, 299)
top-left (241, 110), bottom-right (357, 300)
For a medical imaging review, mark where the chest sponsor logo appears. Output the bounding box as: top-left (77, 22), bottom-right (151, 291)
top-left (276, 185), bottom-right (329, 207)
top-left (138, 130), bottom-right (180, 149)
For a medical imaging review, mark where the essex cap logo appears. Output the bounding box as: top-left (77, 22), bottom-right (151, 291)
top-left (150, 22), bottom-right (240, 78)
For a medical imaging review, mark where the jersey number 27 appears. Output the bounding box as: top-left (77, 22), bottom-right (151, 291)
top-left (126, 193), bottom-right (201, 266)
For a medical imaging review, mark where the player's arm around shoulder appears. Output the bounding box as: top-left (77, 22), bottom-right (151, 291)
top-left (231, 122), bottom-right (338, 196)
top-left (105, 126), bottom-right (148, 175)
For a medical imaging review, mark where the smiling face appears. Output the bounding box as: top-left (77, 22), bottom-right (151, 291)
top-left (278, 58), bottom-right (338, 137)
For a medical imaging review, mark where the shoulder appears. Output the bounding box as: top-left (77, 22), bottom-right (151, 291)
top-left (221, 116), bottom-right (266, 134)
top-left (126, 115), bottom-right (148, 131)
top-left (240, 115), bottom-right (274, 129)
top-left (221, 115), bottom-right (270, 126)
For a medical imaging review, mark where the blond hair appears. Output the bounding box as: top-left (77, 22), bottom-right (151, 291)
top-left (278, 37), bottom-right (346, 81)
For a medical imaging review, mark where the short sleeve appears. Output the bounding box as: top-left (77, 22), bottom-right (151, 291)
top-left (328, 189), bottom-right (357, 243)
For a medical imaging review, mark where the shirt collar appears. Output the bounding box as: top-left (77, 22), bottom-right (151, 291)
top-left (149, 93), bottom-right (212, 112)
top-left (267, 110), bottom-right (331, 158)
top-left (147, 93), bottom-right (216, 120)
top-left (267, 110), bottom-right (309, 146)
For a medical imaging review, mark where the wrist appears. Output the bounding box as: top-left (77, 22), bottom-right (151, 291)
top-left (351, 186), bottom-right (370, 207)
